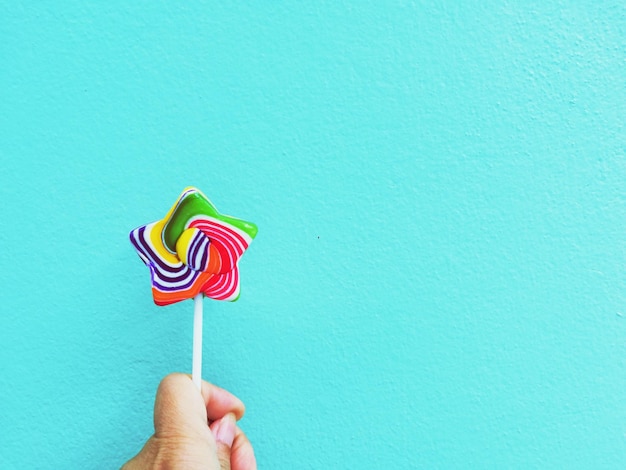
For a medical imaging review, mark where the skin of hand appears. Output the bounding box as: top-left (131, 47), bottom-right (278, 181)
top-left (122, 373), bottom-right (257, 470)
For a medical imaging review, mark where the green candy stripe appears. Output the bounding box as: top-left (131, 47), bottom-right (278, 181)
top-left (162, 190), bottom-right (258, 253)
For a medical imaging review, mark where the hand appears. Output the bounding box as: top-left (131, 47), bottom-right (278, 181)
top-left (122, 373), bottom-right (257, 470)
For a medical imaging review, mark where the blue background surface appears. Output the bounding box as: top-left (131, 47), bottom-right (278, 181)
top-left (2, 2), bottom-right (626, 468)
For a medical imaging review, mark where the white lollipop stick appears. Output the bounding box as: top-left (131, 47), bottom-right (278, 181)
top-left (192, 294), bottom-right (203, 391)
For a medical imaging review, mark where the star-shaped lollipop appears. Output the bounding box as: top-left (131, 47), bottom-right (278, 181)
top-left (130, 187), bottom-right (258, 305)
top-left (129, 187), bottom-right (258, 390)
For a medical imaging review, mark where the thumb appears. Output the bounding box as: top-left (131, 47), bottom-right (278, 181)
top-left (153, 374), bottom-right (210, 439)
top-left (210, 413), bottom-right (236, 470)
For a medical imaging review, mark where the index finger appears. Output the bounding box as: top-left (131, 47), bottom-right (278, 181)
top-left (200, 378), bottom-right (246, 421)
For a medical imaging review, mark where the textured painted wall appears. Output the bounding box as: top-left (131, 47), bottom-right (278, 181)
top-left (2, 2), bottom-right (626, 468)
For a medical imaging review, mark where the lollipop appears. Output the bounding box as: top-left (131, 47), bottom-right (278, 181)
top-left (130, 187), bottom-right (258, 389)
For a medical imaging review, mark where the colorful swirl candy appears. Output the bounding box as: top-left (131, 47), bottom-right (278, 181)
top-left (129, 187), bottom-right (258, 306)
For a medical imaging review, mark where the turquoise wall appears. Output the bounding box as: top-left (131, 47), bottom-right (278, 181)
top-left (2, 2), bottom-right (626, 468)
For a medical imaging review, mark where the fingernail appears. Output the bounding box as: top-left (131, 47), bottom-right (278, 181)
top-left (213, 413), bottom-right (236, 447)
